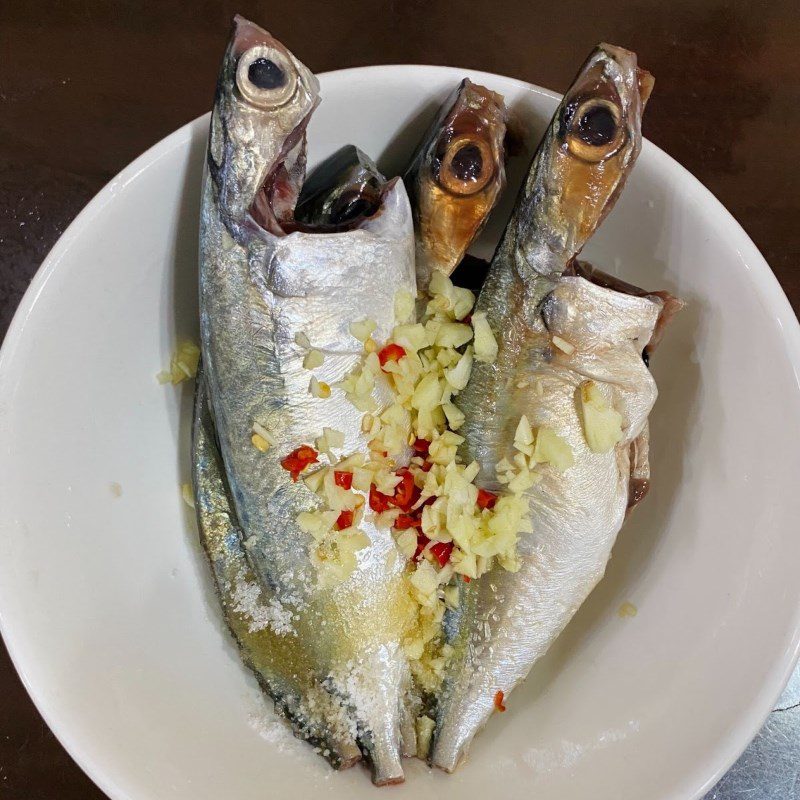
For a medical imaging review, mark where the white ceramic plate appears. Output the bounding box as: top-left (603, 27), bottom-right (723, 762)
top-left (1, 65), bottom-right (800, 800)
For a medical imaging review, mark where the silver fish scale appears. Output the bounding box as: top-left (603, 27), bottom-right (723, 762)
top-left (201, 179), bottom-right (417, 782)
top-left (202, 181), bottom-right (414, 606)
top-left (192, 371), bottom-right (363, 769)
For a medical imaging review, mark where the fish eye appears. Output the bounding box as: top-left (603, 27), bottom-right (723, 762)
top-left (438, 136), bottom-right (494, 196)
top-left (566, 98), bottom-right (625, 162)
top-left (248, 57), bottom-right (285, 90)
top-left (236, 46), bottom-right (297, 108)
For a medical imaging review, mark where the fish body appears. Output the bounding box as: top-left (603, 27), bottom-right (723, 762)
top-left (198, 17), bottom-right (416, 783)
top-left (192, 371), bottom-right (363, 768)
top-left (404, 79), bottom-right (508, 289)
top-left (432, 44), bottom-right (659, 771)
top-left (295, 144), bottom-right (385, 225)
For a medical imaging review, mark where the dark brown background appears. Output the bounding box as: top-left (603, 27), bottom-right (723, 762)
top-left (1, 1), bottom-right (798, 797)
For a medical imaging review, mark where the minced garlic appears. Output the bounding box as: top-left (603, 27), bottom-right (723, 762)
top-left (532, 426), bottom-right (573, 470)
top-left (309, 376), bottom-right (331, 398)
top-left (415, 715), bottom-right (435, 759)
top-left (181, 482), bottom-right (195, 508)
top-left (252, 422), bottom-right (276, 445)
top-left (157, 341), bottom-right (200, 385)
top-left (471, 311), bottom-right (498, 363)
top-left (303, 349), bottom-right (325, 369)
top-left (618, 600), bottom-right (638, 618)
top-left (251, 433), bottom-right (270, 452)
top-left (577, 379), bottom-right (623, 453)
top-left (293, 273), bottom-right (543, 689)
top-left (349, 318), bottom-right (377, 343)
top-left (551, 334), bottom-right (575, 355)
top-left (315, 427), bottom-right (344, 461)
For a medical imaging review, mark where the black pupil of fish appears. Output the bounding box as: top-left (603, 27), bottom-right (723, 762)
top-left (576, 104), bottom-right (617, 146)
top-left (450, 143), bottom-right (484, 183)
top-left (248, 57), bottom-right (286, 90)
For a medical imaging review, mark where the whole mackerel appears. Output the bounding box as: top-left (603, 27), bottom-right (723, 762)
top-left (432, 44), bottom-right (659, 770)
top-left (198, 17), bottom-right (416, 784)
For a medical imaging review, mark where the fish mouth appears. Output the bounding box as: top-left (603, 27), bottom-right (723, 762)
top-left (248, 105), bottom-right (317, 236)
top-left (248, 110), bottom-right (391, 236)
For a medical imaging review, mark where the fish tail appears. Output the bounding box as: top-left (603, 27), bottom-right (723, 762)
top-left (326, 647), bottom-right (408, 784)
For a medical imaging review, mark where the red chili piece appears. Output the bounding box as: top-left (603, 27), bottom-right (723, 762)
top-left (280, 445), bottom-right (319, 482)
top-left (412, 438), bottom-right (431, 455)
top-left (413, 534), bottom-right (430, 561)
top-left (371, 468), bottom-right (419, 513)
top-left (394, 514), bottom-right (422, 530)
top-left (391, 468), bottom-right (417, 511)
top-left (429, 541), bottom-right (454, 567)
top-left (335, 509), bottom-right (354, 530)
top-left (378, 343), bottom-right (406, 371)
top-left (333, 470), bottom-right (353, 490)
top-left (369, 484), bottom-right (392, 513)
top-left (477, 488), bottom-right (499, 510)
top-left (494, 690), bottom-right (506, 712)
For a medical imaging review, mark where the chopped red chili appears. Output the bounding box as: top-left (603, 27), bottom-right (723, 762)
top-left (476, 488), bottom-right (499, 510)
top-left (335, 509), bottom-right (354, 530)
top-left (391, 468), bottom-right (417, 511)
top-left (412, 438), bottom-right (431, 454)
top-left (419, 460), bottom-right (433, 473)
top-left (494, 690), bottom-right (506, 712)
top-left (413, 533), bottom-right (430, 561)
top-left (462, 575), bottom-right (472, 583)
top-left (378, 343), bottom-right (406, 371)
top-left (369, 484), bottom-right (392, 513)
top-left (429, 541), bottom-right (454, 567)
top-left (394, 514), bottom-right (422, 530)
top-left (370, 468), bottom-right (421, 517)
top-left (280, 445), bottom-right (319, 481)
top-left (333, 470), bottom-right (353, 490)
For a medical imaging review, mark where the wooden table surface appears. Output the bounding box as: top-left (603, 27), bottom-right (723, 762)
top-left (1, 1), bottom-right (798, 798)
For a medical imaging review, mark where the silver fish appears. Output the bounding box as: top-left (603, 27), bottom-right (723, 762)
top-left (404, 79), bottom-right (508, 290)
top-left (432, 44), bottom-right (659, 771)
top-left (198, 16), bottom-right (417, 784)
top-left (294, 144), bottom-right (385, 226)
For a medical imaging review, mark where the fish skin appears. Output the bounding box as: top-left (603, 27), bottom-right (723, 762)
top-left (295, 144), bottom-right (385, 226)
top-left (404, 79), bottom-right (508, 290)
top-left (192, 370), bottom-right (363, 768)
top-left (199, 17), bottom-right (416, 784)
top-left (565, 258), bottom-right (686, 511)
top-left (432, 44), bottom-right (659, 771)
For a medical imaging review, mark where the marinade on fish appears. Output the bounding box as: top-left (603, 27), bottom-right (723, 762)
top-left (197, 16), bottom-right (418, 784)
top-left (192, 371), bottom-right (362, 768)
top-left (432, 44), bottom-right (663, 771)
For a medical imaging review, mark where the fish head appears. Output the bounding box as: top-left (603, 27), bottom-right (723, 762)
top-left (516, 44), bottom-right (652, 276)
top-left (294, 144), bottom-right (386, 226)
top-left (208, 16), bottom-right (320, 233)
top-left (406, 79), bottom-right (507, 283)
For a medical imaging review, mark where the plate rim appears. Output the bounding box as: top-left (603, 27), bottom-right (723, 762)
top-left (1, 63), bottom-right (799, 800)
